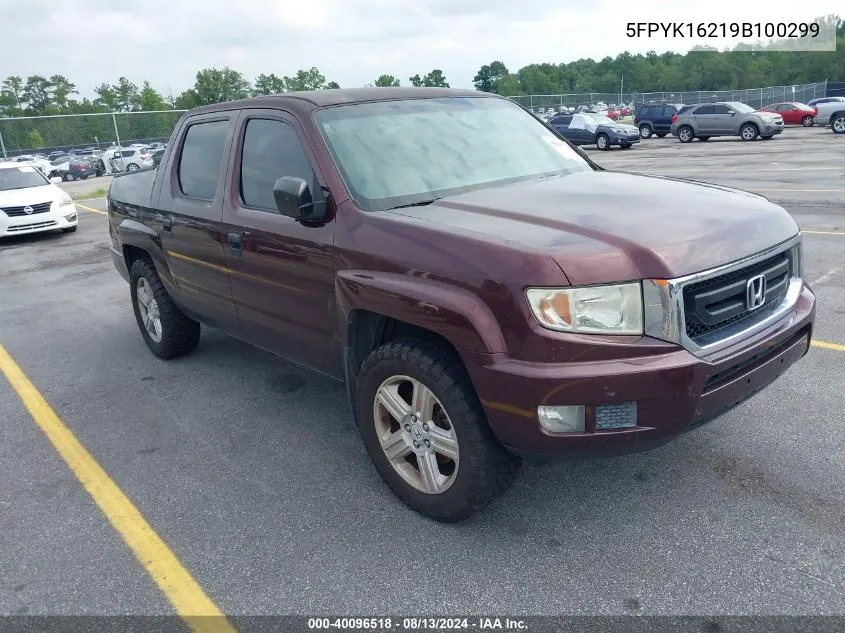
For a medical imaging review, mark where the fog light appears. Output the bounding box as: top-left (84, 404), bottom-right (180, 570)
top-left (595, 402), bottom-right (637, 429)
top-left (65, 213), bottom-right (77, 221)
top-left (537, 405), bottom-right (585, 433)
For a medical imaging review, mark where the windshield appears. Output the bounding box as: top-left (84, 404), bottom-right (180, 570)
top-left (313, 97), bottom-right (591, 212)
top-left (585, 113), bottom-right (618, 126)
top-left (728, 102), bottom-right (755, 113)
top-left (0, 165), bottom-right (50, 191)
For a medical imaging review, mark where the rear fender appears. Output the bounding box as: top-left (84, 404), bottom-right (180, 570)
top-left (116, 219), bottom-right (175, 289)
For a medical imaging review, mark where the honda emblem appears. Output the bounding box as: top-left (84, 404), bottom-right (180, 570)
top-left (746, 274), bottom-right (767, 311)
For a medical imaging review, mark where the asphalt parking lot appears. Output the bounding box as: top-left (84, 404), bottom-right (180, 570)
top-left (1, 127), bottom-right (843, 621)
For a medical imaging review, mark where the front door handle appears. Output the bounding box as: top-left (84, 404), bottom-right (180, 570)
top-left (228, 231), bottom-right (243, 257)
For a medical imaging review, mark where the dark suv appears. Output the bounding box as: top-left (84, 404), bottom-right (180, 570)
top-left (106, 88), bottom-right (815, 522)
top-left (634, 103), bottom-right (683, 138)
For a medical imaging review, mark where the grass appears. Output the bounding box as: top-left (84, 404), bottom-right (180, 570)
top-left (70, 187), bottom-right (108, 201)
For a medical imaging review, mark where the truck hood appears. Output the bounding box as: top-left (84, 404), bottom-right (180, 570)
top-left (387, 170), bottom-right (799, 285)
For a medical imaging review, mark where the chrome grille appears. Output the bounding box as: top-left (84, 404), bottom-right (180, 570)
top-left (0, 201), bottom-right (53, 217)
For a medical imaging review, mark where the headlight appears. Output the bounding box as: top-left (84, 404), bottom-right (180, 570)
top-left (613, 128), bottom-right (625, 134)
top-left (526, 283), bottom-right (644, 335)
top-left (760, 115), bottom-right (773, 123)
top-left (58, 194), bottom-right (73, 207)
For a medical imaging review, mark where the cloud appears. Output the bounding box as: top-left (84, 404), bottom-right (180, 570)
top-left (1, 0), bottom-right (841, 98)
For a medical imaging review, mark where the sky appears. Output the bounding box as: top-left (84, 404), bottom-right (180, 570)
top-left (1, 0), bottom-right (841, 98)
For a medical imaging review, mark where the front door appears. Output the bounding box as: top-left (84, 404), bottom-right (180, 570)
top-left (709, 103), bottom-right (736, 134)
top-left (221, 110), bottom-right (339, 377)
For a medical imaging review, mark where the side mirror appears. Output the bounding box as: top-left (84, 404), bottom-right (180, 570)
top-left (273, 176), bottom-right (325, 222)
top-left (50, 176), bottom-right (62, 184)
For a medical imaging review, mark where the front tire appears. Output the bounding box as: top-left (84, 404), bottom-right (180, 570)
top-left (127, 163), bottom-right (140, 172)
top-left (802, 115), bottom-right (814, 127)
top-left (129, 258), bottom-right (200, 360)
top-left (356, 339), bottom-right (520, 522)
top-left (677, 126), bottom-right (694, 143)
top-left (639, 125), bottom-right (652, 139)
top-left (596, 134), bottom-right (610, 150)
top-left (832, 114), bottom-right (845, 134)
top-left (740, 123), bottom-right (759, 141)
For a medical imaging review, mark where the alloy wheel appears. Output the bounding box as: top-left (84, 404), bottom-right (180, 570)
top-left (136, 277), bottom-right (163, 343)
top-left (373, 375), bottom-right (459, 494)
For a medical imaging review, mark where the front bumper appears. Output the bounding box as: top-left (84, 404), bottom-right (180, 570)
top-left (462, 285), bottom-right (815, 460)
top-left (0, 204), bottom-right (79, 237)
top-left (610, 133), bottom-right (641, 146)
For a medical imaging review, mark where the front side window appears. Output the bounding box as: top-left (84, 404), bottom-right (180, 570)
top-left (178, 119), bottom-right (229, 200)
top-left (693, 105), bottom-right (715, 115)
top-left (239, 118), bottom-right (316, 212)
top-left (314, 97), bottom-right (591, 212)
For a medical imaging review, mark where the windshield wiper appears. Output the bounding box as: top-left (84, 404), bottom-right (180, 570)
top-left (387, 199), bottom-right (439, 210)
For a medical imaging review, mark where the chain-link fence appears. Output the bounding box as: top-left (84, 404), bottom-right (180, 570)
top-left (508, 81), bottom-right (828, 112)
top-left (0, 110), bottom-right (187, 159)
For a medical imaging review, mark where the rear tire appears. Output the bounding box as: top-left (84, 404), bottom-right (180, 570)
top-left (740, 123), bottom-right (759, 141)
top-left (677, 126), bottom-right (694, 143)
top-left (639, 125), bottom-right (652, 139)
top-left (129, 258), bottom-right (200, 360)
top-left (355, 339), bottom-right (520, 522)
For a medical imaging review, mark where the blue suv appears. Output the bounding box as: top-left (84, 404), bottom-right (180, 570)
top-left (634, 103), bottom-right (684, 139)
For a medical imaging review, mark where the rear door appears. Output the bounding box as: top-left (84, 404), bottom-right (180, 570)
top-left (221, 109), bottom-right (339, 377)
top-left (154, 112), bottom-right (239, 331)
top-left (690, 104), bottom-right (715, 133)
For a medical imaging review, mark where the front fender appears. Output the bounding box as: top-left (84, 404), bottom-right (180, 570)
top-left (335, 270), bottom-right (507, 354)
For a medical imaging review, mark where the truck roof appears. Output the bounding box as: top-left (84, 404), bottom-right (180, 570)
top-left (189, 87), bottom-right (495, 117)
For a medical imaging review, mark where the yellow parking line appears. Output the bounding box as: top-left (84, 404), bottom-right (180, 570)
top-left (812, 340), bottom-right (845, 352)
top-left (750, 189), bottom-right (845, 193)
top-left (803, 230), bottom-right (844, 236)
top-left (75, 202), bottom-right (107, 215)
top-left (0, 344), bottom-right (237, 633)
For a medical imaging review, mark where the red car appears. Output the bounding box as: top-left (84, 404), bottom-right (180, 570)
top-left (606, 109), bottom-right (621, 120)
top-left (758, 102), bottom-right (816, 126)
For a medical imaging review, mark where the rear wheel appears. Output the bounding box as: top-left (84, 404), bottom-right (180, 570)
top-left (63, 172), bottom-right (75, 181)
top-left (596, 134), bottom-right (610, 150)
top-left (129, 258), bottom-right (200, 359)
top-left (127, 163), bottom-right (140, 172)
top-left (356, 339), bottom-right (520, 522)
top-left (802, 115), bottom-right (814, 127)
top-left (740, 123), bottom-right (759, 141)
top-left (677, 126), bottom-right (694, 143)
top-left (639, 124), bottom-right (652, 139)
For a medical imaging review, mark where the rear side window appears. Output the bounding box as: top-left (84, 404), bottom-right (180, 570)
top-left (239, 118), bottom-right (316, 212)
top-left (178, 120), bottom-right (229, 200)
top-left (711, 104), bottom-right (732, 115)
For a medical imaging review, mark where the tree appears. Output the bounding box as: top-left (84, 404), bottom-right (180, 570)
top-left (1, 76), bottom-right (25, 114)
top-left (49, 75), bottom-right (77, 109)
top-left (473, 61), bottom-right (508, 92)
top-left (375, 74), bottom-right (401, 87)
top-left (190, 67), bottom-right (251, 105)
top-left (28, 129), bottom-right (45, 148)
top-left (253, 73), bottom-right (286, 96)
top-left (326, 81), bottom-right (340, 89)
top-left (409, 70), bottom-right (450, 88)
top-left (282, 67), bottom-right (328, 91)
top-left (133, 81), bottom-right (168, 111)
top-left (22, 76), bottom-right (53, 112)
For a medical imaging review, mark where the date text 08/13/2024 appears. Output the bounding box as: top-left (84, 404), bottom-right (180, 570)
top-left (626, 22), bottom-right (821, 38)
top-left (307, 618), bottom-right (528, 630)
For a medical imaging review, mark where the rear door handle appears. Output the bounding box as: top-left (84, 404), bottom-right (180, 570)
top-left (228, 231), bottom-right (243, 257)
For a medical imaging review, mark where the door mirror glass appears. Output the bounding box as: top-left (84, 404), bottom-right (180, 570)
top-left (274, 176), bottom-right (324, 221)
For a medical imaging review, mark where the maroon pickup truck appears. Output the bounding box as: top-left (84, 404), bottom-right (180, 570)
top-left (107, 88), bottom-right (815, 522)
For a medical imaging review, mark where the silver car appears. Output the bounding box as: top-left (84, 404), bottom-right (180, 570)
top-left (670, 101), bottom-right (784, 143)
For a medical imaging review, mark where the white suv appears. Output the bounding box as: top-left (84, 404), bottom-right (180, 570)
top-left (0, 162), bottom-right (79, 237)
top-left (112, 147), bottom-right (155, 172)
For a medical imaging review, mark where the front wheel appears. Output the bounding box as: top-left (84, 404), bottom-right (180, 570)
top-left (127, 163), bottom-right (140, 172)
top-left (596, 134), bottom-right (610, 150)
top-left (356, 339), bottom-right (520, 522)
top-left (740, 123), bottom-right (759, 141)
top-left (63, 172), bottom-right (75, 182)
top-left (129, 258), bottom-right (200, 360)
top-left (677, 126), bottom-right (694, 143)
top-left (802, 115), bottom-right (814, 127)
top-left (832, 114), bottom-right (845, 134)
